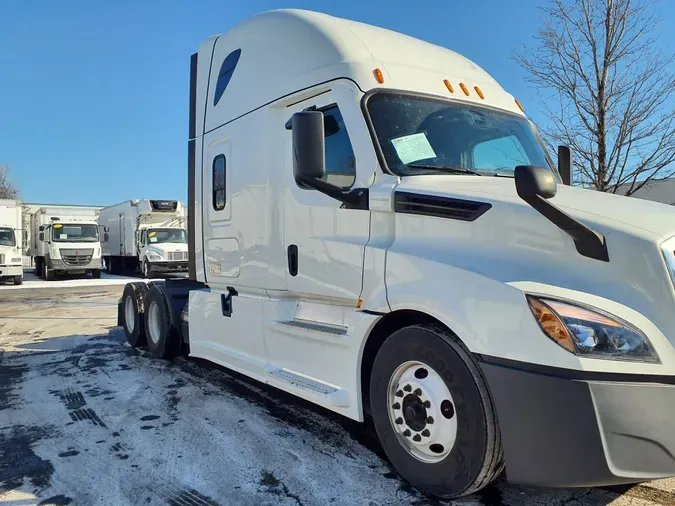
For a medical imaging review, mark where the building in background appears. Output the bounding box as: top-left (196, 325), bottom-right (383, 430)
top-left (616, 178), bottom-right (675, 205)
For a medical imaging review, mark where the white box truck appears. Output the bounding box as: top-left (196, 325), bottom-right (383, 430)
top-left (99, 199), bottom-right (188, 277)
top-left (117, 10), bottom-right (675, 499)
top-left (0, 199), bottom-right (24, 285)
top-left (31, 207), bottom-right (103, 280)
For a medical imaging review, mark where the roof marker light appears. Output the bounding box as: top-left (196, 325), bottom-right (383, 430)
top-left (443, 80), bottom-right (454, 93)
top-left (459, 83), bottom-right (470, 96)
top-left (515, 99), bottom-right (525, 113)
top-left (374, 68), bottom-right (384, 84)
top-left (474, 86), bottom-right (485, 99)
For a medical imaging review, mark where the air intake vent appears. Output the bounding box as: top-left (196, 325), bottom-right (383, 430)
top-left (394, 192), bottom-right (491, 222)
top-left (150, 200), bottom-right (178, 212)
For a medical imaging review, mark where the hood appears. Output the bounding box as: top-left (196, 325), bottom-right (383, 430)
top-left (148, 243), bottom-right (188, 254)
top-left (393, 175), bottom-right (675, 344)
top-left (398, 175), bottom-right (675, 241)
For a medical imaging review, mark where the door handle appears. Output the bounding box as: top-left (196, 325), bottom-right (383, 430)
top-left (287, 244), bottom-right (298, 276)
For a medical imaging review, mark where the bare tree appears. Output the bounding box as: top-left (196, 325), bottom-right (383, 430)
top-left (0, 164), bottom-right (19, 200)
top-left (513, 0), bottom-right (675, 195)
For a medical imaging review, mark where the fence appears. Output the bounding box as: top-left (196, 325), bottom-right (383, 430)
top-left (22, 255), bottom-right (34, 270)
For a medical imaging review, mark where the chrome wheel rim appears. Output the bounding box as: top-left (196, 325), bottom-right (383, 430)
top-left (124, 295), bottom-right (135, 334)
top-left (147, 301), bottom-right (161, 344)
top-left (387, 361), bottom-right (458, 463)
top-left (143, 262), bottom-right (148, 278)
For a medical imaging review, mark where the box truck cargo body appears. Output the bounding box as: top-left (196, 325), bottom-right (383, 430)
top-left (116, 9), bottom-right (675, 499)
top-left (0, 199), bottom-right (24, 285)
top-left (30, 207), bottom-right (102, 280)
top-left (99, 199), bottom-right (187, 277)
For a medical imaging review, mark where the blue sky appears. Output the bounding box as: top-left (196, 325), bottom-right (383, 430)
top-left (1, 0), bottom-right (673, 205)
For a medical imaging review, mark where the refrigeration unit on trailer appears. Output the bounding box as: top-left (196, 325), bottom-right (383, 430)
top-left (0, 199), bottom-right (24, 285)
top-left (99, 199), bottom-right (188, 277)
top-left (117, 9), bottom-right (675, 499)
top-left (30, 207), bottom-right (103, 280)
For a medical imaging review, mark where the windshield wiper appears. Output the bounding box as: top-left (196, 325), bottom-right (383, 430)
top-left (406, 164), bottom-right (482, 176)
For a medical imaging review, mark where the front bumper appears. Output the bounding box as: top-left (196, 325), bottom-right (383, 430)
top-left (148, 261), bottom-right (188, 273)
top-left (480, 357), bottom-right (675, 487)
top-left (0, 265), bottom-right (22, 277)
top-left (50, 257), bottom-right (102, 272)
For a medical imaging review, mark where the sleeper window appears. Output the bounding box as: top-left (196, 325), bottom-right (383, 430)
top-left (213, 155), bottom-right (226, 211)
top-left (321, 106), bottom-right (356, 189)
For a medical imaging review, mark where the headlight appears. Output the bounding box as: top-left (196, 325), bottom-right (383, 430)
top-left (526, 295), bottom-right (659, 363)
top-left (148, 253), bottom-right (163, 261)
top-left (661, 236), bottom-right (675, 288)
top-left (11, 257), bottom-right (21, 263)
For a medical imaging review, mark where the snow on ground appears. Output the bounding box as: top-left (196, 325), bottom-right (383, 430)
top-left (0, 270), bottom-right (163, 290)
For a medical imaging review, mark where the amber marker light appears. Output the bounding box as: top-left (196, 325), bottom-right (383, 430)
top-left (374, 68), bottom-right (384, 84)
top-left (526, 296), bottom-right (575, 352)
top-left (459, 83), bottom-right (470, 96)
top-left (443, 80), bottom-right (454, 93)
top-left (474, 86), bottom-right (485, 99)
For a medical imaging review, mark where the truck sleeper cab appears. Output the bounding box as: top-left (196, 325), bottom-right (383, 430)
top-left (118, 9), bottom-right (675, 499)
top-left (0, 199), bottom-right (24, 285)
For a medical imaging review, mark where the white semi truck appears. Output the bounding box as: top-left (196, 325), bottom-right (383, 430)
top-left (99, 199), bottom-right (188, 277)
top-left (0, 199), bottom-right (24, 285)
top-left (30, 207), bottom-right (103, 280)
top-left (117, 10), bottom-right (675, 499)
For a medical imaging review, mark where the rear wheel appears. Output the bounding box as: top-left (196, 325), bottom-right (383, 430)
top-left (107, 257), bottom-right (115, 274)
top-left (121, 282), bottom-right (151, 347)
top-left (144, 284), bottom-right (182, 359)
top-left (35, 258), bottom-right (43, 279)
top-left (91, 269), bottom-right (101, 279)
top-left (369, 324), bottom-right (503, 499)
top-left (13, 275), bottom-right (22, 286)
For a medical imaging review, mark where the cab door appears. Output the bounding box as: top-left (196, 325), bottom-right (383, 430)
top-left (283, 83), bottom-right (373, 303)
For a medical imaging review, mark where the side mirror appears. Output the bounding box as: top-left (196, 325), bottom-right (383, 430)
top-left (39, 232), bottom-right (44, 242)
top-left (103, 233), bottom-right (109, 243)
top-left (515, 165), bottom-right (557, 200)
top-left (558, 145), bottom-right (572, 185)
top-left (292, 111), bottom-right (325, 183)
top-left (104, 226), bottom-right (110, 233)
top-left (39, 225), bottom-right (45, 232)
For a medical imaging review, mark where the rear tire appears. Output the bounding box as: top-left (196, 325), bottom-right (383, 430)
top-left (107, 257), bottom-right (115, 274)
top-left (91, 269), bottom-right (101, 279)
top-left (121, 282), bottom-right (151, 347)
top-left (13, 275), bottom-right (22, 286)
top-left (144, 284), bottom-right (182, 359)
top-left (35, 258), bottom-right (43, 279)
top-left (369, 324), bottom-right (503, 499)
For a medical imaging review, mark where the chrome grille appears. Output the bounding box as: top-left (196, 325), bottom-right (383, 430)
top-left (167, 251), bottom-right (188, 262)
top-left (60, 249), bottom-right (94, 266)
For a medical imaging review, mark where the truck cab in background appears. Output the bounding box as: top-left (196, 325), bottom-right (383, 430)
top-left (118, 9), bottom-right (675, 500)
top-left (99, 199), bottom-right (188, 277)
top-left (30, 207), bottom-right (103, 281)
top-left (0, 199), bottom-right (25, 285)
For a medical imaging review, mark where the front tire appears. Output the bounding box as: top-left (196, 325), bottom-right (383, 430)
top-left (13, 275), bottom-right (22, 286)
top-left (91, 269), bottom-right (102, 279)
top-left (369, 325), bottom-right (503, 499)
top-left (43, 261), bottom-right (55, 281)
top-left (142, 259), bottom-right (151, 279)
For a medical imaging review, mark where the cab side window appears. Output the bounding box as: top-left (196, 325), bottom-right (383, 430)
top-left (213, 155), bottom-right (226, 211)
top-left (321, 106), bottom-right (356, 189)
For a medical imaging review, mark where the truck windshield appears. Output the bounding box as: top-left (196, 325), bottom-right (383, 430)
top-left (147, 228), bottom-right (187, 244)
top-left (366, 92), bottom-right (554, 177)
top-left (0, 227), bottom-right (16, 247)
top-left (52, 224), bottom-right (99, 242)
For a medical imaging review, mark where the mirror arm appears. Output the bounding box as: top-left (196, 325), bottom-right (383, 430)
top-left (299, 176), bottom-right (369, 210)
top-left (521, 193), bottom-right (609, 262)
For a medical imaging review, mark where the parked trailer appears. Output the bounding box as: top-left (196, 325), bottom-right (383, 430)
top-left (118, 9), bottom-right (675, 499)
top-left (0, 199), bottom-right (24, 285)
top-left (30, 207), bottom-right (103, 280)
top-left (99, 199), bottom-right (188, 277)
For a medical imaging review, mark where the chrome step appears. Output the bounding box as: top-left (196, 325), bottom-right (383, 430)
top-left (267, 368), bottom-right (338, 396)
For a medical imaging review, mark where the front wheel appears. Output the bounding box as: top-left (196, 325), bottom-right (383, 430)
top-left (43, 261), bottom-right (55, 281)
top-left (142, 259), bottom-right (151, 279)
top-left (13, 275), bottom-right (22, 286)
top-left (91, 269), bottom-right (101, 279)
top-left (369, 325), bottom-right (503, 499)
